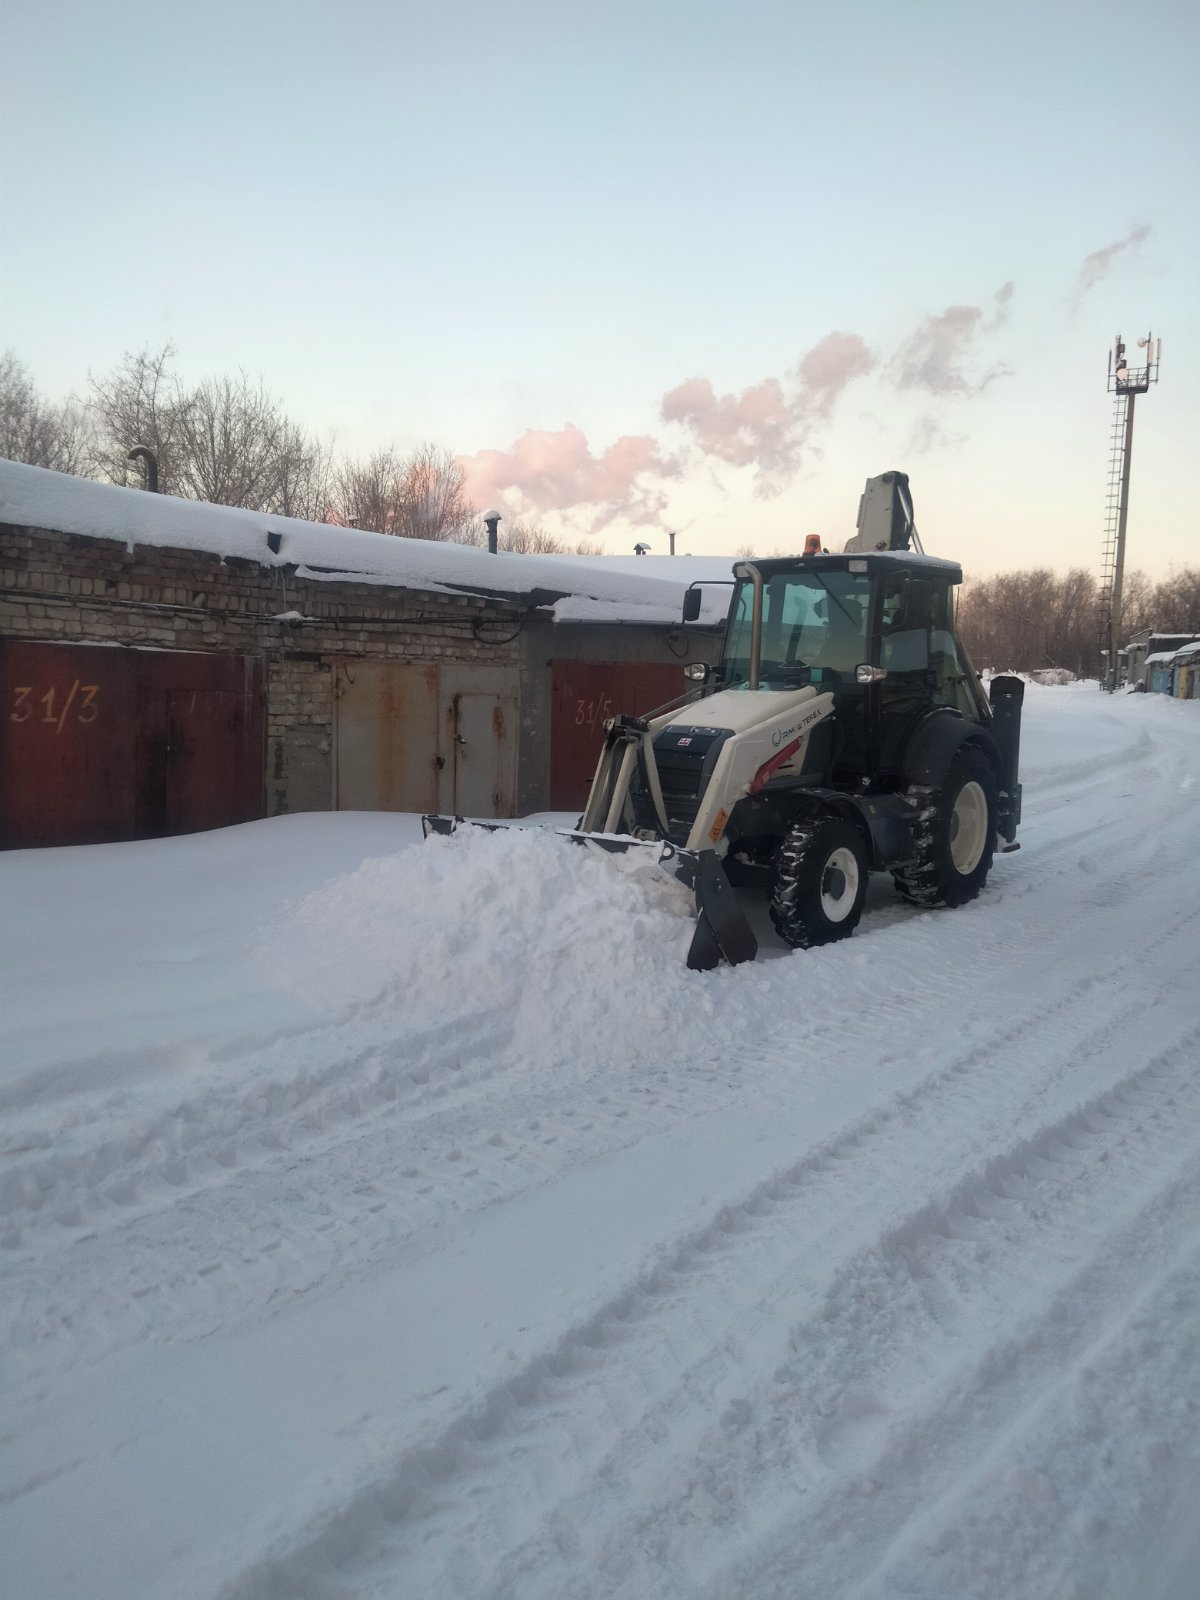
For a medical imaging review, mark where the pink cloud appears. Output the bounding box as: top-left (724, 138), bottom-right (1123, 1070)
top-left (457, 424), bottom-right (680, 531)
top-left (661, 331), bottom-right (875, 494)
top-left (889, 285), bottom-right (1013, 397)
top-left (791, 331), bottom-right (876, 418)
top-left (660, 377), bottom-right (792, 471)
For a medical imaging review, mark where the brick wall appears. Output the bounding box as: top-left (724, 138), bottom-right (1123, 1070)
top-left (1, 523), bottom-right (525, 817)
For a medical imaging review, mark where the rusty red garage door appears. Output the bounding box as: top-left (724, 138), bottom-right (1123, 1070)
top-left (549, 660), bottom-right (689, 812)
top-left (1, 641), bottom-right (264, 849)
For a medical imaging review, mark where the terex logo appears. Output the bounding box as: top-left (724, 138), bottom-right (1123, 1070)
top-left (770, 702), bottom-right (825, 748)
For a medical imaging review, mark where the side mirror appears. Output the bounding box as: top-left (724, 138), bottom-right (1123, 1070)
top-left (684, 661), bottom-right (710, 683)
top-left (681, 587), bottom-right (702, 622)
top-left (855, 664), bottom-right (888, 684)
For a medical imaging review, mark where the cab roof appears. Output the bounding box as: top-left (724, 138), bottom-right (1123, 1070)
top-left (734, 551), bottom-right (964, 585)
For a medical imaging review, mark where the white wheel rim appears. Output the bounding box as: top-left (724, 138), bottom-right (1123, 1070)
top-left (821, 846), bottom-right (860, 922)
top-left (949, 780), bottom-right (988, 874)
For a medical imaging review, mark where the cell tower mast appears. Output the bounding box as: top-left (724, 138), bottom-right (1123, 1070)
top-left (1100, 331), bottom-right (1161, 690)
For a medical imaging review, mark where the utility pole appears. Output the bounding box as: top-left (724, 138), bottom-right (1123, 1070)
top-left (1100, 333), bottom-right (1161, 691)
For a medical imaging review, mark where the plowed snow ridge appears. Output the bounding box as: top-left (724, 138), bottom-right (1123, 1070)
top-left (1, 684), bottom-right (1198, 1600)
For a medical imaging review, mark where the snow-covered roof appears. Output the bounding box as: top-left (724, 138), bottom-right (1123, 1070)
top-left (1172, 640), bottom-right (1200, 658)
top-left (0, 459), bottom-right (731, 627)
top-left (1144, 652), bottom-right (1179, 666)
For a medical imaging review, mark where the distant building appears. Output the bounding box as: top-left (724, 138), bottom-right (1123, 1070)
top-left (1124, 630), bottom-right (1199, 691)
top-left (1118, 627), bottom-right (1152, 687)
top-left (1170, 639), bottom-right (1200, 700)
top-left (1145, 652), bottom-right (1178, 695)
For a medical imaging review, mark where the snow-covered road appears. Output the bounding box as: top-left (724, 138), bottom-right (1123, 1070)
top-left (2, 685), bottom-right (1198, 1600)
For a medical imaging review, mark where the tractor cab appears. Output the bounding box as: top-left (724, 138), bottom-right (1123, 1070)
top-left (689, 552), bottom-right (990, 788)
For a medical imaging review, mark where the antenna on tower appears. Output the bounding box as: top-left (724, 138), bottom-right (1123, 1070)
top-left (1099, 331), bottom-right (1161, 692)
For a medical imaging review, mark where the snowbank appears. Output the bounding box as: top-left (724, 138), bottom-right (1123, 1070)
top-left (0, 459), bottom-right (731, 625)
top-left (3, 687), bottom-right (1200, 1600)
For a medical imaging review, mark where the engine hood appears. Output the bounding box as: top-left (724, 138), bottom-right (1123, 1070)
top-left (665, 685), bottom-right (820, 735)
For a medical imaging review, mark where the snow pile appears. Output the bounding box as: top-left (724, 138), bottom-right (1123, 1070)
top-left (1029, 666), bottom-right (1076, 685)
top-left (261, 826), bottom-right (746, 1075)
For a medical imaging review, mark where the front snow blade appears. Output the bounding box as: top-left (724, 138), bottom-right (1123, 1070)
top-left (674, 848), bottom-right (759, 972)
top-left (422, 818), bottom-right (757, 971)
top-left (421, 815), bottom-right (663, 856)
top-left (421, 814), bottom-right (463, 838)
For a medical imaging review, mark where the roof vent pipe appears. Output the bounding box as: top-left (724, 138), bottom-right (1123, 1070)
top-left (483, 509), bottom-right (502, 554)
top-left (128, 445), bottom-right (159, 492)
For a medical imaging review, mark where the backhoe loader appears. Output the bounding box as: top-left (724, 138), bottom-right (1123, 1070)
top-left (426, 471), bottom-right (1024, 970)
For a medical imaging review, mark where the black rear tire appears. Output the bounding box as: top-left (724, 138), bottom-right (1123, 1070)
top-left (893, 745), bottom-right (997, 908)
top-left (770, 815), bottom-right (869, 949)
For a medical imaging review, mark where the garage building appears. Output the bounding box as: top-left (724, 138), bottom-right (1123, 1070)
top-left (0, 461), bottom-right (726, 848)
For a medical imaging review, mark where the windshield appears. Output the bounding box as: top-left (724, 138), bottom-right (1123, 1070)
top-left (723, 569), bottom-right (872, 689)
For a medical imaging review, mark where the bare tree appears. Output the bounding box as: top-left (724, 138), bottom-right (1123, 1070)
top-left (455, 515), bottom-right (588, 554)
top-left (957, 568), bottom-right (1099, 676)
top-left (0, 352), bottom-right (92, 473)
top-left (275, 429), bottom-right (335, 523)
top-left (393, 443), bottom-right (471, 540)
top-left (1150, 568), bottom-right (1200, 633)
top-left (957, 563), bottom-right (1200, 677)
top-left (86, 345), bottom-right (332, 516)
top-left (502, 519), bottom-right (594, 555)
top-left (86, 344), bottom-right (191, 492)
top-left (175, 372), bottom-right (318, 512)
top-left (458, 515), bottom-right (594, 554)
top-left (330, 442), bottom-right (474, 539)
top-left (328, 447), bottom-right (406, 533)
top-left (1120, 569), bottom-right (1155, 637)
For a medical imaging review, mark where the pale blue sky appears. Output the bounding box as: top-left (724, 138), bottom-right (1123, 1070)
top-left (2, 0), bottom-right (1196, 572)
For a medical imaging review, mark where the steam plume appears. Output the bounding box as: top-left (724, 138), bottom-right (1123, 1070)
top-left (457, 425), bottom-right (680, 532)
top-left (889, 283), bottom-right (1013, 397)
top-left (1075, 225), bottom-right (1151, 301)
top-left (660, 331), bottom-right (874, 495)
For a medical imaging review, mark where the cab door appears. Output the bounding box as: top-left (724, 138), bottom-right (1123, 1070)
top-left (875, 573), bottom-right (955, 775)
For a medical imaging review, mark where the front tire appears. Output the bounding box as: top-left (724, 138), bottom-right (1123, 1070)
top-left (893, 745), bottom-right (997, 908)
top-left (770, 815), bottom-right (869, 948)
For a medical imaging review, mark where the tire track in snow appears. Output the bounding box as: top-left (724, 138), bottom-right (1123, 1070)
top-left (867, 1239), bottom-right (1200, 1600)
top-left (5, 694), bottom-right (1198, 1599)
top-left (5, 759), bottom-right (1198, 1382)
top-left (0, 1079), bottom-right (728, 1378)
top-left (3, 692), bottom-right (1179, 1254)
top-left (0, 1003), bottom-right (517, 1240)
top-left (1027, 718), bottom-right (1151, 802)
top-left (472, 1028), bottom-right (1200, 1600)
top-left (707, 1044), bottom-right (1200, 1600)
top-left (215, 979), bottom-right (1200, 1599)
top-left (10, 852), bottom-right (1196, 1383)
top-left (501, 1037), bottom-right (1200, 1600)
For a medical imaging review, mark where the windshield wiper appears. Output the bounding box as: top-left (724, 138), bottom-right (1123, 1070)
top-left (803, 561), bottom-right (857, 627)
